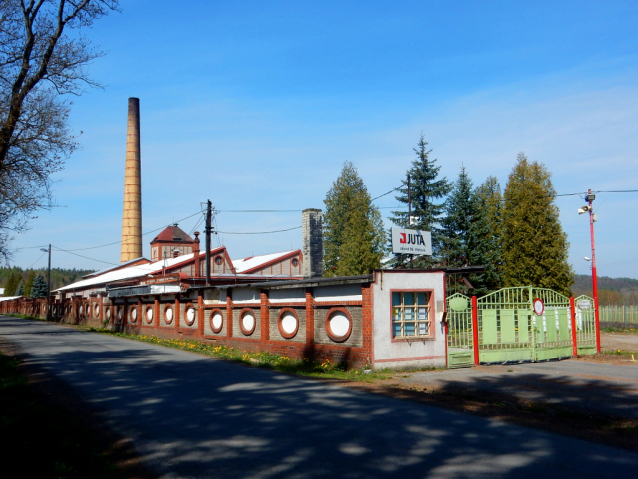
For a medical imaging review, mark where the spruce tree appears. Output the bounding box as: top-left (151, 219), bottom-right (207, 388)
top-left (441, 166), bottom-right (476, 267)
top-left (3, 270), bottom-right (20, 296)
top-left (15, 281), bottom-right (24, 296)
top-left (323, 161), bottom-right (386, 276)
top-left (468, 176), bottom-right (504, 295)
top-left (389, 135), bottom-right (450, 268)
top-left (24, 270), bottom-right (36, 298)
top-left (502, 153), bottom-right (573, 295)
top-left (31, 273), bottom-right (49, 299)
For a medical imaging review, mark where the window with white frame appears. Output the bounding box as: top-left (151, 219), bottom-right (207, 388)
top-left (392, 291), bottom-right (431, 337)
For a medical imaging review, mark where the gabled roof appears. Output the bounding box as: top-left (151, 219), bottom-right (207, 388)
top-left (56, 247), bottom-right (227, 292)
top-left (232, 250), bottom-right (301, 274)
top-left (151, 224), bottom-right (193, 243)
top-left (83, 257), bottom-right (150, 279)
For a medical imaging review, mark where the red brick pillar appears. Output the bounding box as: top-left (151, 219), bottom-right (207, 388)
top-left (305, 289), bottom-right (315, 345)
top-left (260, 292), bottom-right (269, 341)
top-left (175, 296), bottom-right (180, 328)
top-left (123, 297), bottom-right (128, 326)
top-left (154, 297), bottom-right (160, 328)
top-left (198, 290), bottom-right (204, 336)
top-left (361, 283), bottom-right (374, 366)
top-left (226, 290), bottom-right (233, 338)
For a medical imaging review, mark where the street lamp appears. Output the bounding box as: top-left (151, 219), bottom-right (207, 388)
top-left (578, 189), bottom-right (600, 353)
top-left (40, 244), bottom-right (51, 321)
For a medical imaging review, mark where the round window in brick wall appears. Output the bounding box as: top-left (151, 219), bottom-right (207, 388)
top-left (145, 306), bottom-right (154, 324)
top-left (214, 256), bottom-right (223, 265)
top-left (116, 306), bottom-right (123, 323)
top-left (239, 309), bottom-right (256, 336)
top-left (209, 309), bottom-right (224, 334)
top-left (105, 307), bottom-right (111, 321)
top-left (325, 308), bottom-right (352, 343)
top-left (130, 306), bottom-right (138, 323)
top-left (164, 305), bottom-right (174, 324)
top-left (185, 304), bottom-right (196, 326)
top-left (278, 309), bottom-right (299, 339)
top-left (94, 303), bottom-right (100, 317)
top-left (291, 258), bottom-right (299, 267)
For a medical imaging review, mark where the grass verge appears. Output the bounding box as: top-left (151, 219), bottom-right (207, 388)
top-left (0, 350), bottom-right (146, 478)
top-left (83, 326), bottom-right (404, 381)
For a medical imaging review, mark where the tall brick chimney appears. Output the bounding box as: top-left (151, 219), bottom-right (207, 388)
top-left (302, 208), bottom-right (323, 278)
top-left (120, 98), bottom-right (143, 262)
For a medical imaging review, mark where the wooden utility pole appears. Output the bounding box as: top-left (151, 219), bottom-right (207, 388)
top-left (205, 200), bottom-right (212, 286)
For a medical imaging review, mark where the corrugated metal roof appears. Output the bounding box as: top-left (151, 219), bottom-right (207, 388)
top-left (232, 250), bottom-right (297, 273)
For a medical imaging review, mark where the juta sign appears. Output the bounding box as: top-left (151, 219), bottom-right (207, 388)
top-left (391, 227), bottom-right (432, 255)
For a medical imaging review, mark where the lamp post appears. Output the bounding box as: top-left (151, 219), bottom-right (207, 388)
top-left (578, 189), bottom-right (600, 353)
top-left (40, 245), bottom-right (51, 321)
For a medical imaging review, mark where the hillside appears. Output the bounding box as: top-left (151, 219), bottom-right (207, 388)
top-left (572, 274), bottom-right (638, 305)
top-left (0, 267), bottom-right (95, 293)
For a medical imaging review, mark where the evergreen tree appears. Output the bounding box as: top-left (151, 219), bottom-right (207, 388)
top-left (15, 281), bottom-right (24, 296)
top-left (502, 153), bottom-right (573, 295)
top-left (389, 135), bottom-right (450, 268)
top-left (468, 176), bottom-right (504, 295)
top-left (441, 166), bottom-right (476, 267)
top-left (3, 270), bottom-right (20, 296)
top-left (24, 270), bottom-right (36, 298)
top-left (323, 161), bottom-right (386, 276)
top-left (31, 273), bottom-right (49, 299)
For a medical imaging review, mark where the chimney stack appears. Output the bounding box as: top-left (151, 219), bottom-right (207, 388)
top-left (302, 208), bottom-right (323, 278)
top-left (121, 98), bottom-right (143, 262)
top-left (193, 232), bottom-right (201, 277)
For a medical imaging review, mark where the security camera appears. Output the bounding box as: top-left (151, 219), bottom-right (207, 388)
top-left (578, 205), bottom-right (590, 215)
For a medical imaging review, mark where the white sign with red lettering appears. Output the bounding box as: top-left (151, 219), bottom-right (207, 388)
top-left (391, 227), bottom-right (433, 255)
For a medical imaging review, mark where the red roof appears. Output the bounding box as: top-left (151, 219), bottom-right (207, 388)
top-left (151, 225), bottom-right (193, 244)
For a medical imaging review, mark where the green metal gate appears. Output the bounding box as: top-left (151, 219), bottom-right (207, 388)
top-left (446, 287), bottom-right (597, 368)
top-left (574, 294), bottom-right (596, 355)
top-left (446, 293), bottom-right (474, 368)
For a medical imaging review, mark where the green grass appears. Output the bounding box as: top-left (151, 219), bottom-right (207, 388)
top-left (0, 352), bottom-right (130, 478)
top-left (601, 327), bottom-right (638, 333)
top-left (83, 327), bottom-right (407, 381)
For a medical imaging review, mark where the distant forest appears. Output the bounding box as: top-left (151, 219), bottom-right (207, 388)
top-left (0, 267), bottom-right (95, 292)
top-left (572, 274), bottom-right (638, 305)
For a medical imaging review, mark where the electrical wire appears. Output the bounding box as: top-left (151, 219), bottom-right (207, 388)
top-left (52, 246), bottom-right (120, 266)
top-left (216, 226), bottom-right (302, 235)
top-left (59, 210), bottom-right (204, 252)
top-left (26, 252), bottom-right (47, 269)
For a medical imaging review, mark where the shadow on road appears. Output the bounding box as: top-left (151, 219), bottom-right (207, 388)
top-left (2, 317), bottom-right (638, 479)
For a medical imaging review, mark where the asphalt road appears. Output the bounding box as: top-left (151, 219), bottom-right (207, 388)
top-left (399, 360), bottom-right (638, 419)
top-left (1, 316), bottom-right (637, 479)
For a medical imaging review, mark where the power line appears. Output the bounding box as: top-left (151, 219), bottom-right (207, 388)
top-left (217, 226), bottom-right (302, 235)
top-left (52, 246), bottom-right (120, 266)
top-left (26, 252), bottom-right (47, 269)
top-left (60, 210), bottom-right (203, 252)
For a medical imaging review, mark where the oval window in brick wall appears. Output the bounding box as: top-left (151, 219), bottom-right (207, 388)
top-left (325, 308), bottom-right (352, 343)
top-left (240, 310), bottom-right (256, 336)
top-left (185, 305), bottom-right (196, 326)
top-left (210, 310), bottom-right (223, 334)
top-left (278, 309), bottom-right (299, 339)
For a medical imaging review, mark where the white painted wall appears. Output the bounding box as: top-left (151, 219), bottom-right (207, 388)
top-left (232, 288), bottom-right (260, 304)
top-left (269, 288), bottom-right (306, 303)
top-left (314, 284), bottom-right (362, 302)
top-left (372, 271), bottom-right (446, 369)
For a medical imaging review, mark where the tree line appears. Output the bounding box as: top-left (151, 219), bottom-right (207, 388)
top-left (323, 135), bottom-right (573, 296)
top-left (1, 267), bottom-right (94, 297)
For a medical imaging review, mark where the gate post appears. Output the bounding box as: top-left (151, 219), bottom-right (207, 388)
top-left (570, 297), bottom-right (578, 356)
top-left (472, 296), bottom-right (479, 365)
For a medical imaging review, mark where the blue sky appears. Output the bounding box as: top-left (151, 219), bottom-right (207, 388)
top-left (12, 0), bottom-right (638, 281)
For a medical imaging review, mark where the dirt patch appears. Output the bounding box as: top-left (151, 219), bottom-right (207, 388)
top-left (601, 331), bottom-right (638, 352)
